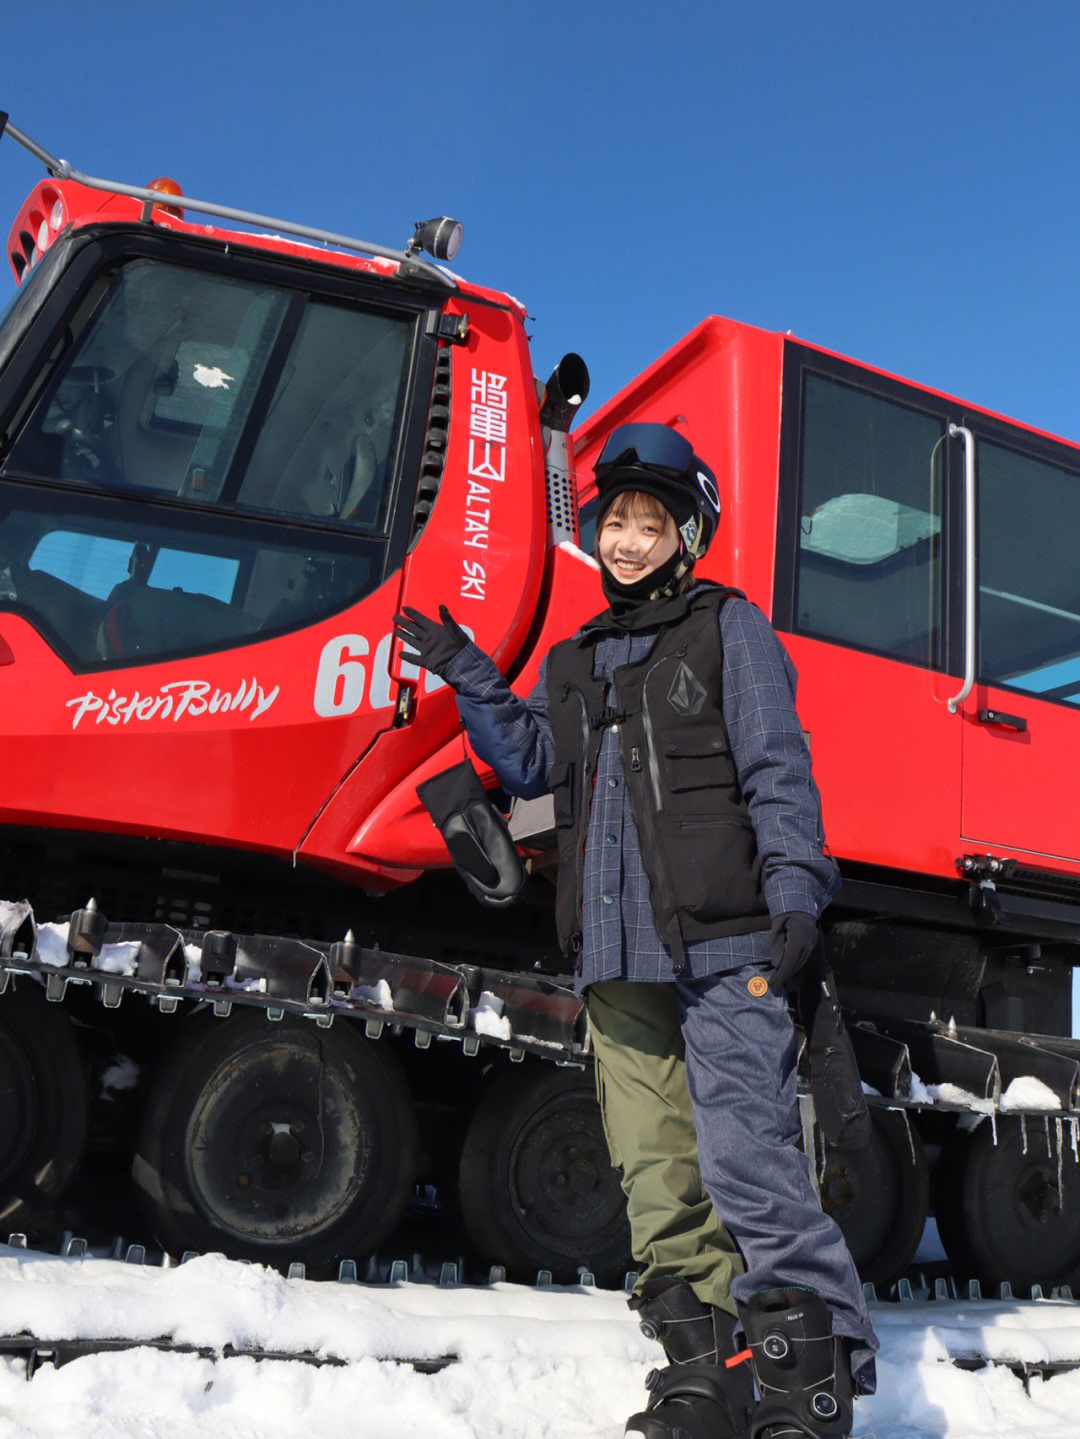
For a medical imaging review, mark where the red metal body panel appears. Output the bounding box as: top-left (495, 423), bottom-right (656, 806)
top-left (961, 685), bottom-right (1080, 867)
top-left (572, 318), bottom-right (1080, 889)
top-left (780, 633), bottom-right (963, 880)
top-left (573, 318), bottom-right (784, 615)
top-left (302, 293), bottom-right (549, 876)
top-left (0, 578), bottom-right (402, 856)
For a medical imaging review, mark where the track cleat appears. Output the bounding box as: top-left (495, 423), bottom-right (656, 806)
top-left (738, 1288), bottom-right (853, 1439)
top-left (626, 1278), bottom-right (754, 1439)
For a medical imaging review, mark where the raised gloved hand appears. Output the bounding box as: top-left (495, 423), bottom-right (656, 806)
top-left (392, 605), bottom-right (469, 678)
top-left (768, 911), bottom-right (820, 990)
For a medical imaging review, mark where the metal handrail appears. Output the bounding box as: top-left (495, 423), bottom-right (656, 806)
top-left (0, 112), bottom-right (454, 288)
top-left (947, 423), bottom-right (976, 712)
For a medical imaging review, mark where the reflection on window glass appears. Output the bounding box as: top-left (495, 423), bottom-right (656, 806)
top-left (30, 531), bottom-right (134, 599)
top-left (30, 531), bottom-right (239, 605)
top-left (1, 487), bottom-right (379, 670)
top-left (1, 259), bottom-right (413, 535)
top-left (239, 299), bottom-right (408, 531)
top-left (978, 441), bottom-right (1080, 706)
top-left (795, 373), bottom-right (945, 668)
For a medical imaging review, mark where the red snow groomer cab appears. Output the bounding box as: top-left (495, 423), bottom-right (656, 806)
top-left (2, 113), bottom-right (1080, 1301)
top-left (0, 154), bottom-right (589, 901)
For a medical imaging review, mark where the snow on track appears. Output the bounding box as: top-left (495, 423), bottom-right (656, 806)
top-left (1, 1245), bottom-right (1080, 1437)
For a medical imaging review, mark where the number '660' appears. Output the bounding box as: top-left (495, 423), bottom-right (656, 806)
top-left (313, 632), bottom-right (463, 717)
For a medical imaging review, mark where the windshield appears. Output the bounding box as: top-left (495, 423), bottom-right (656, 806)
top-left (0, 255), bottom-right (422, 669)
top-left (1, 258), bottom-right (414, 532)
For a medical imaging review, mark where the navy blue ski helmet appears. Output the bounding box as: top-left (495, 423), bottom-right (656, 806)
top-left (593, 422), bottom-right (721, 563)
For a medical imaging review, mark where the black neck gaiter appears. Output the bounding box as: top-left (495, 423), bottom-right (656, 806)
top-left (599, 551), bottom-right (690, 631)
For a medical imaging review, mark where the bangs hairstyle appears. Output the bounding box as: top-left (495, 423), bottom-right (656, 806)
top-left (601, 490), bottom-right (673, 526)
top-left (594, 491), bottom-right (674, 558)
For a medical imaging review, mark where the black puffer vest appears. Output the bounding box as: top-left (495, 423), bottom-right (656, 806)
top-left (544, 585), bottom-right (770, 973)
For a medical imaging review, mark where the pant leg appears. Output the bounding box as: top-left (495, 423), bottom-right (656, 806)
top-left (586, 980), bottom-right (745, 1315)
top-left (674, 967), bottom-right (878, 1389)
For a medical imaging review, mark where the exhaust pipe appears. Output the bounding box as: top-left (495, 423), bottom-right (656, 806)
top-left (538, 352), bottom-right (590, 434)
top-left (537, 353), bottom-right (590, 545)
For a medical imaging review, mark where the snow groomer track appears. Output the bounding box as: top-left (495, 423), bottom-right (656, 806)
top-left (5, 896), bottom-right (1080, 1301)
top-left (0, 900), bottom-right (586, 1056)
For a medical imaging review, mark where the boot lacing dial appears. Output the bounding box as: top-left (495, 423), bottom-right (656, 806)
top-left (734, 1288), bottom-right (853, 1439)
top-left (760, 1330), bottom-right (839, 1417)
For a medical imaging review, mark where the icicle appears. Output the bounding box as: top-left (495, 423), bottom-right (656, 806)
top-left (1021, 1113), bottom-right (1028, 1156)
top-left (1056, 1118), bottom-right (1065, 1202)
top-left (990, 1108), bottom-right (998, 1145)
top-left (1044, 1115), bottom-right (1051, 1157)
top-left (900, 1108), bottom-right (917, 1166)
top-left (1072, 1117), bottom-right (1079, 1165)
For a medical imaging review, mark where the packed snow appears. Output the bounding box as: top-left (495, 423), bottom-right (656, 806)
top-left (32, 925), bottom-right (140, 977)
top-left (471, 992), bottom-right (512, 1042)
top-left (1, 1245), bottom-right (1078, 1438)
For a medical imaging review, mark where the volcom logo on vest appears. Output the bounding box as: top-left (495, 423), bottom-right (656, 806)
top-left (667, 661), bottom-right (707, 716)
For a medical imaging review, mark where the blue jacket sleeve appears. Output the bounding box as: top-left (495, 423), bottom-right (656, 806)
top-left (720, 599), bottom-right (841, 919)
top-left (440, 642), bottom-right (555, 799)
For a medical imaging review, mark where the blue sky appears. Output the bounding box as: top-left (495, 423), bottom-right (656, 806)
top-left (4, 0), bottom-right (1080, 1026)
top-left (3, 0), bottom-right (1080, 439)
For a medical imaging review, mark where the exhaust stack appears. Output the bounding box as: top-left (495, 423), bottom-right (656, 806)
top-left (538, 353), bottom-right (590, 546)
top-left (539, 352), bottom-right (589, 435)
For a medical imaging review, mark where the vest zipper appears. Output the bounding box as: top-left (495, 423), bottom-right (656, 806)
top-left (567, 683), bottom-right (596, 969)
top-left (567, 685), bottom-right (591, 772)
top-left (626, 651), bottom-right (688, 971)
top-left (639, 656), bottom-right (669, 812)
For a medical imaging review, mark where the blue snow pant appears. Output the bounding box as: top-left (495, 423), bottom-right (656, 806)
top-left (587, 970), bottom-right (878, 1394)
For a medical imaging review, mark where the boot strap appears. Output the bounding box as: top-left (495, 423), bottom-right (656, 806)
top-left (645, 1362), bottom-right (749, 1409)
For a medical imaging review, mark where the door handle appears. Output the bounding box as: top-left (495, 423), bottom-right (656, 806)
top-left (947, 424), bottom-right (976, 713)
top-left (978, 709), bottom-right (1027, 732)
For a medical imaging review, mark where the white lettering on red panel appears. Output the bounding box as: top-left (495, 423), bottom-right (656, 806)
top-left (461, 367), bottom-right (508, 601)
top-left (313, 627), bottom-right (473, 718)
top-left (66, 678), bottom-right (280, 729)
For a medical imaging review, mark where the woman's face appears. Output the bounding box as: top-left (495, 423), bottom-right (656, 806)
top-left (597, 496), bottom-right (680, 585)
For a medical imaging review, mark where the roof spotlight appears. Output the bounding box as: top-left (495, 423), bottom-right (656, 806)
top-left (407, 216), bottom-right (463, 262)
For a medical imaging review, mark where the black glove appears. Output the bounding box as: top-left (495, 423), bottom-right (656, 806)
top-left (392, 605), bottom-right (468, 678)
top-left (768, 911), bottom-right (820, 990)
top-left (790, 950), bottom-right (872, 1152)
top-left (416, 760), bottom-right (525, 907)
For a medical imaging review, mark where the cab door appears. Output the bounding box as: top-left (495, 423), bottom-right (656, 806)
top-left (773, 345), bottom-right (965, 882)
top-left (958, 423), bottom-right (1080, 866)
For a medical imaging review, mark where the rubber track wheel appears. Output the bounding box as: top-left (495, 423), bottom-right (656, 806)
top-left (933, 1115), bottom-right (1080, 1293)
top-left (0, 980), bottom-right (89, 1233)
top-left (132, 1012), bottom-right (416, 1275)
top-left (457, 1062), bottom-right (631, 1285)
top-left (818, 1107), bottom-right (929, 1290)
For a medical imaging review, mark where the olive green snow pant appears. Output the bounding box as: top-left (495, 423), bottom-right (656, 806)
top-left (587, 980), bottom-right (745, 1317)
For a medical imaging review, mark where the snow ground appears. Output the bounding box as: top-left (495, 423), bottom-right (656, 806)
top-left (1, 1246), bottom-right (1079, 1438)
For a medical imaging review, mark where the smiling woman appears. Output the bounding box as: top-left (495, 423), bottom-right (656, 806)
top-left (596, 492), bottom-right (679, 584)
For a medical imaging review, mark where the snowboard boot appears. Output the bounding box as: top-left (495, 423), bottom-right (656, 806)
top-left (625, 1277), bottom-right (755, 1439)
top-left (737, 1288), bottom-right (853, 1439)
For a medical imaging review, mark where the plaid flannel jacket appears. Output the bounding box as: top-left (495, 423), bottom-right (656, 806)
top-left (443, 594), bottom-right (839, 990)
